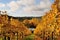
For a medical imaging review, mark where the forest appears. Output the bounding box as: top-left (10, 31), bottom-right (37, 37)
top-left (0, 0), bottom-right (60, 40)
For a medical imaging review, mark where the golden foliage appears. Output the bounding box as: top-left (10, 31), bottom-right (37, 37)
top-left (0, 14), bottom-right (32, 38)
top-left (34, 0), bottom-right (60, 40)
top-left (31, 18), bottom-right (40, 26)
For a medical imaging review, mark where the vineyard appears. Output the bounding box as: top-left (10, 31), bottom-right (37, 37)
top-left (0, 0), bottom-right (60, 40)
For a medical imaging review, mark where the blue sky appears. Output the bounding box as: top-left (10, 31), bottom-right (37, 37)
top-left (0, 0), bottom-right (54, 4)
top-left (0, 0), bottom-right (54, 17)
top-left (0, 0), bottom-right (17, 3)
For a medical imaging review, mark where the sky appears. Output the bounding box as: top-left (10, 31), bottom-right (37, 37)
top-left (0, 0), bottom-right (54, 17)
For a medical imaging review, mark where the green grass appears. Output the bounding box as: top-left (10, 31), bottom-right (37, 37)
top-left (23, 34), bottom-right (35, 40)
top-left (0, 38), bottom-right (2, 40)
top-left (0, 34), bottom-right (35, 40)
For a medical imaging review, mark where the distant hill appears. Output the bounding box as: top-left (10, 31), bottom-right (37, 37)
top-left (8, 16), bottom-right (42, 21)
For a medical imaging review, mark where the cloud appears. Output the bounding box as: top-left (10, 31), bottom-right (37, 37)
top-left (0, 3), bottom-right (5, 7)
top-left (33, 0), bottom-right (51, 11)
top-left (20, 0), bottom-right (52, 16)
top-left (0, 0), bottom-right (53, 17)
top-left (7, 0), bottom-right (34, 12)
top-left (17, 0), bottom-right (34, 5)
top-left (7, 1), bottom-right (19, 12)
